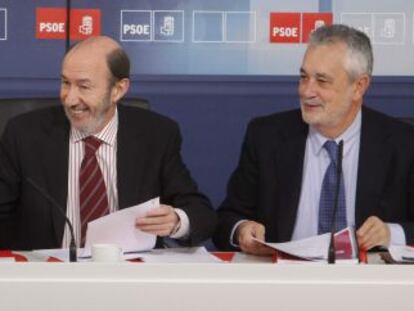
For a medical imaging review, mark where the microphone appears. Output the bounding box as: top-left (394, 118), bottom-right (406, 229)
top-left (25, 177), bottom-right (77, 262)
top-left (328, 140), bottom-right (344, 264)
top-left (1, 140), bottom-right (76, 261)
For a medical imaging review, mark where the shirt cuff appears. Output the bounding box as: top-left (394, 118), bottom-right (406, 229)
top-left (230, 219), bottom-right (249, 248)
top-left (387, 223), bottom-right (406, 246)
top-left (169, 208), bottom-right (190, 239)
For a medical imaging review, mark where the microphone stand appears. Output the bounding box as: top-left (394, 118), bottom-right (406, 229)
top-left (26, 177), bottom-right (77, 262)
top-left (0, 141), bottom-right (77, 262)
top-left (328, 140), bottom-right (344, 264)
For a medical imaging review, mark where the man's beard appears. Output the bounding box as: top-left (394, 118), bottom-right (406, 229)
top-left (65, 97), bottom-right (112, 136)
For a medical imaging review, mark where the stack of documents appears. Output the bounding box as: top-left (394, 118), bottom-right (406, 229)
top-left (387, 245), bottom-right (414, 264)
top-left (254, 227), bottom-right (359, 264)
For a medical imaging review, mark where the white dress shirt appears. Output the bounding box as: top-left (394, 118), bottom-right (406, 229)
top-left (62, 108), bottom-right (189, 247)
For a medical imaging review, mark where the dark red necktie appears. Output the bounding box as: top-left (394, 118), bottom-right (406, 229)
top-left (80, 136), bottom-right (109, 246)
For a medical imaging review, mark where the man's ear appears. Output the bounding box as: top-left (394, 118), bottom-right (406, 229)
top-left (352, 74), bottom-right (370, 102)
top-left (111, 78), bottom-right (130, 104)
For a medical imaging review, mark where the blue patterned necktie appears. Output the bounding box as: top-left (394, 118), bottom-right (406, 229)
top-left (318, 140), bottom-right (347, 234)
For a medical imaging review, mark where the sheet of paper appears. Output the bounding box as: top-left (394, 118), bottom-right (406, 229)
top-left (388, 245), bottom-right (414, 262)
top-left (253, 227), bottom-right (357, 262)
top-left (33, 248), bottom-right (88, 262)
top-left (255, 233), bottom-right (330, 260)
top-left (139, 247), bottom-right (222, 263)
top-left (231, 252), bottom-right (274, 264)
top-left (0, 258), bottom-right (15, 263)
top-left (33, 248), bottom-right (145, 262)
top-left (82, 197), bottom-right (158, 256)
top-left (32, 247), bottom-right (218, 263)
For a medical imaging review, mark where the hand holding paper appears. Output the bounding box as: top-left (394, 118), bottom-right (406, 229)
top-left (135, 204), bottom-right (179, 236)
top-left (236, 220), bottom-right (274, 256)
top-left (83, 198), bottom-right (159, 256)
top-left (356, 216), bottom-right (390, 250)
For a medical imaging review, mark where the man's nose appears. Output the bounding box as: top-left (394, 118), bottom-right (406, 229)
top-left (301, 79), bottom-right (317, 98)
top-left (62, 87), bottom-right (79, 106)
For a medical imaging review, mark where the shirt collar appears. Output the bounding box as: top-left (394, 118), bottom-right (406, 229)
top-left (70, 108), bottom-right (118, 146)
top-left (308, 109), bottom-right (361, 158)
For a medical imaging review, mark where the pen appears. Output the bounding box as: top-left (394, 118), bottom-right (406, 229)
top-left (78, 250), bottom-right (147, 260)
top-left (123, 250), bottom-right (147, 255)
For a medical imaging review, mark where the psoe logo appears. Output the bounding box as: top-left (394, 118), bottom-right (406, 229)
top-left (36, 7), bottom-right (101, 40)
top-left (269, 12), bottom-right (301, 43)
top-left (0, 8), bottom-right (7, 40)
top-left (120, 10), bottom-right (152, 41)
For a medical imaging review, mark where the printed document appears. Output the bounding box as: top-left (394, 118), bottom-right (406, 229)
top-left (82, 197), bottom-right (158, 256)
top-left (253, 227), bottom-right (358, 263)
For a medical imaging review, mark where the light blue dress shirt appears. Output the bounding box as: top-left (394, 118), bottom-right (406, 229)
top-left (291, 110), bottom-right (405, 245)
top-left (231, 109), bottom-right (406, 246)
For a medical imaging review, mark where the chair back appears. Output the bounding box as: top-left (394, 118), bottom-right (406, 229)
top-left (0, 97), bottom-right (150, 136)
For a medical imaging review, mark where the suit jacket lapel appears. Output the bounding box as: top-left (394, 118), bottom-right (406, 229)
top-left (117, 106), bottom-right (147, 209)
top-left (355, 107), bottom-right (392, 227)
top-left (271, 115), bottom-right (308, 242)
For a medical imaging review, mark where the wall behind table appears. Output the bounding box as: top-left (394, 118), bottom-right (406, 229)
top-left (2, 0), bottom-right (414, 207)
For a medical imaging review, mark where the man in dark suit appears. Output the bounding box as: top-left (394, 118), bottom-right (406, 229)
top-left (213, 24), bottom-right (414, 255)
top-left (0, 36), bottom-right (216, 250)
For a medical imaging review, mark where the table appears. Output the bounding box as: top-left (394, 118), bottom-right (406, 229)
top-left (1, 260), bottom-right (413, 311)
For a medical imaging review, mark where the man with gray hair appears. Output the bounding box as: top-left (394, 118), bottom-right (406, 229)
top-left (213, 24), bottom-right (414, 255)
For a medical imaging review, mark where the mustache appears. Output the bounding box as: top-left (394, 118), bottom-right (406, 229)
top-left (66, 103), bottom-right (88, 109)
top-left (301, 99), bottom-right (323, 106)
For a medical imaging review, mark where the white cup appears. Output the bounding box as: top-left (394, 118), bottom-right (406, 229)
top-left (92, 244), bottom-right (122, 262)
